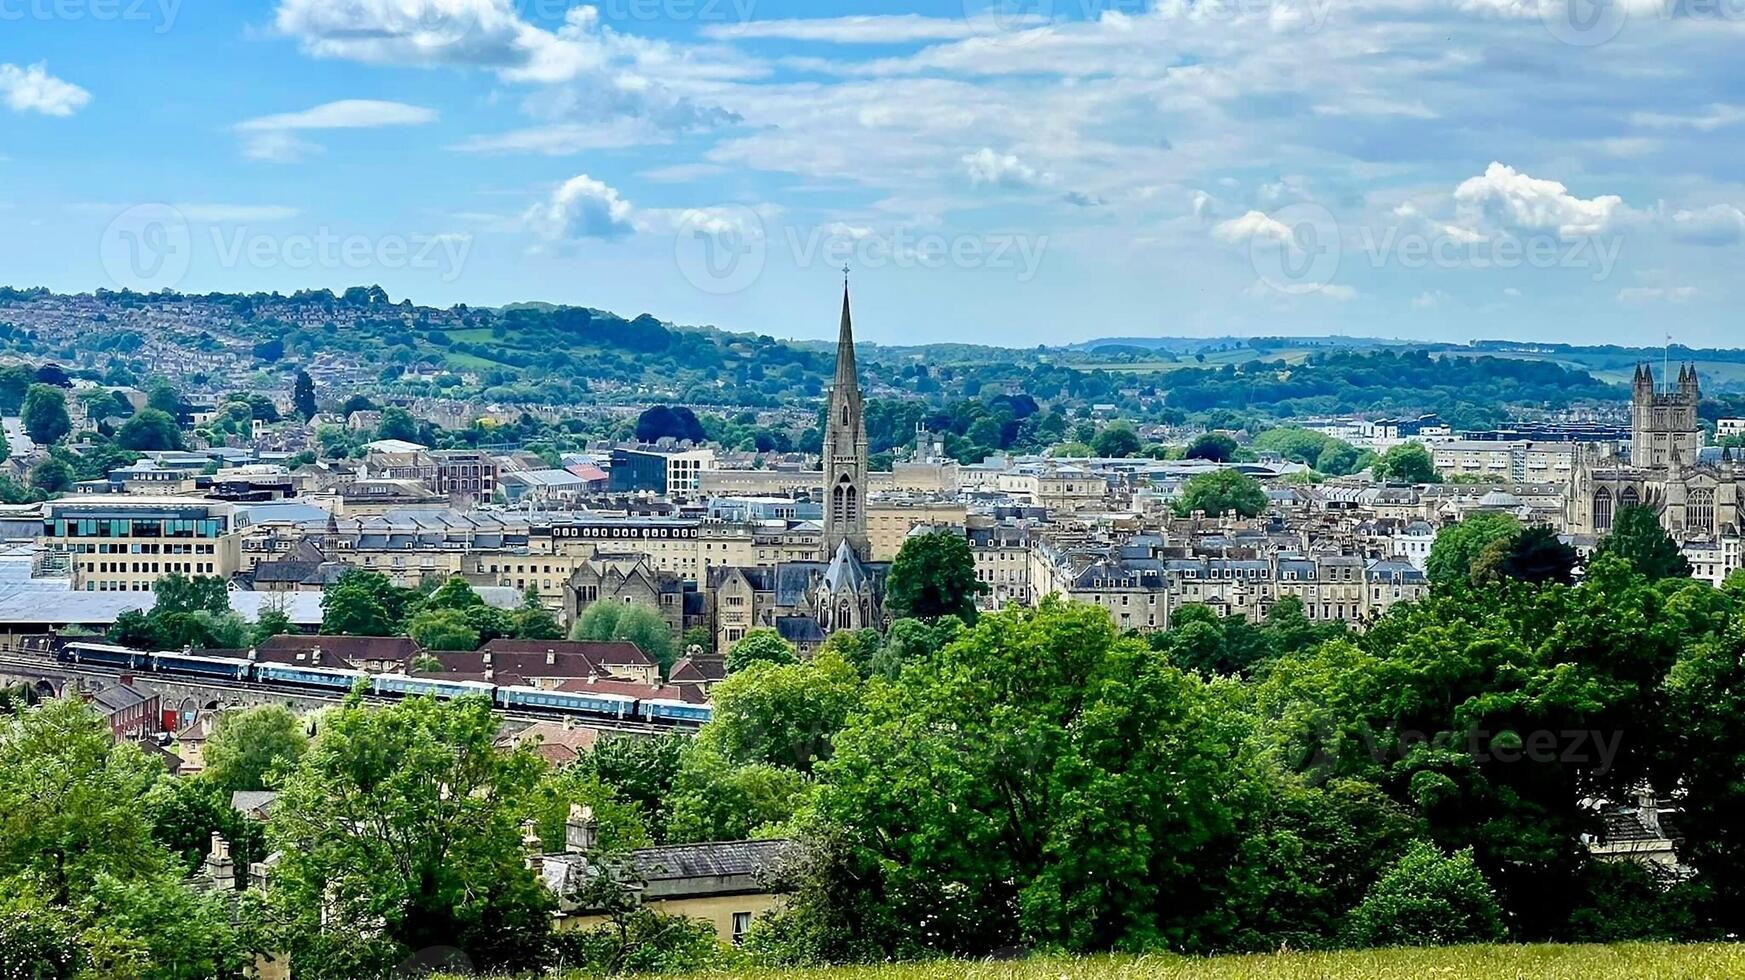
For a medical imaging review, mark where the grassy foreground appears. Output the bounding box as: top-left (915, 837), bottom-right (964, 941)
top-left (687, 945), bottom-right (1745, 980)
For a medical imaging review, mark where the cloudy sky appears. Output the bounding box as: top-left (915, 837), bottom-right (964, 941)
top-left (4, 0), bottom-right (1745, 347)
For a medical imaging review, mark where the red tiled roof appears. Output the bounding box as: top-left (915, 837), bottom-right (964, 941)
top-left (257, 635), bottom-right (422, 668)
top-left (480, 638), bottom-right (655, 667)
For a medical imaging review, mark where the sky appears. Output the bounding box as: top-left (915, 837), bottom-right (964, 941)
top-left (3, 0), bottom-right (1745, 349)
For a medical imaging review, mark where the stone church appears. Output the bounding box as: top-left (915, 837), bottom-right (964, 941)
top-left (707, 285), bottom-right (889, 654)
top-left (1566, 363), bottom-right (1743, 538)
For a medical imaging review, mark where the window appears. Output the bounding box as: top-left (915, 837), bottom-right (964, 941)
top-left (1690, 488), bottom-right (1716, 535)
top-left (1593, 487), bottom-right (1613, 532)
top-left (731, 912), bottom-right (753, 945)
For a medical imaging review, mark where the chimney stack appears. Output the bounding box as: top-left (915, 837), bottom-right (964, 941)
top-left (204, 833), bottom-right (236, 892)
top-left (565, 804), bottom-right (597, 854)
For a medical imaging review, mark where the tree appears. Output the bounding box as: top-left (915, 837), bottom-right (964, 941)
top-left (265, 694), bottom-right (553, 975)
top-left (579, 733), bottom-right (688, 835)
top-left (885, 530), bottom-right (987, 623)
top-left (203, 705), bottom-right (309, 794)
top-left (812, 599), bottom-right (1255, 956)
top-left (406, 607), bottom-right (481, 652)
top-left (0, 364), bottom-right (34, 414)
top-left (145, 382), bottom-right (181, 417)
top-left (665, 745), bottom-right (814, 844)
top-left (1174, 468), bottom-right (1268, 518)
top-left (511, 589), bottom-right (563, 641)
top-left (705, 649), bottom-right (863, 774)
top-left (1341, 842), bottom-right (1506, 948)
top-left (1425, 513), bottom-right (1520, 590)
top-left (725, 629), bottom-right (797, 674)
top-left (0, 697), bottom-right (168, 902)
top-left (152, 572), bottom-right (230, 616)
top-left (319, 569), bottom-right (412, 636)
top-left (0, 896), bottom-right (84, 980)
top-left (293, 369), bottom-right (318, 421)
top-left (1490, 525), bottom-right (1579, 586)
top-left (251, 606), bottom-right (296, 646)
top-left (21, 385), bottom-right (70, 445)
top-left (571, 603), bottom-right (676, 674)
top-left (1372, 443), bottom-right (1440, 484)
top-left (1594, 504), bottom-right (1692, 580)
top-left (375, 407), bottom-right (420, 444)
top-left (28, 458), bottom-right (72, 494)
top-left (1090, 422), bottom-right (1142, 458)
top-left (1185, 432), bottom-right (1239, 462)
top-left (116, 407), bottom-right (183, 451)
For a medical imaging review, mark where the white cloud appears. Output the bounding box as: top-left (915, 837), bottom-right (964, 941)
top-left (452, 120), bottom-right (673, 155)
top-left (1412, 289), bottom-right (1452, 309)
top-left (706, 15), bottom-right (1019, 43)
top-left (238, 99), bottom-right (437, 131)
top-left (524, 174), bottom-right (638, 242)
top-left (1212, 210), bottom-right (1295, 246)
top-left (1452, 162), bottom-right (1632, 239)
top-left (1630, 104), bottom-right (1745, 132)
top-left (242, 131), bottom-right (324, 164)
top-left (237, 99), bottom-right (436, 162)
top-left (1670, 204), bottom-right (1745, 246)
top-left (1618, 286), bottom-right (1698, 304)
top-left (0, 63), bottom-right (90, 117)
top-left (962, 147), bottom-right (1049, 188)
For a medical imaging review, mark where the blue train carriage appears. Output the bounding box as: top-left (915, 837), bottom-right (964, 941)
top-left (254, 662), bottom-right (369, 692)
top-left (496, 685), bottom-right (636, 719)
top-left (372, 674), bottom-right (498, 701)
top-left (639, 698), bottom-right (713, 725)
top-left (58, 641), bottom-right (151, 671)
top-left (150, 651), bottom-right (254, 682)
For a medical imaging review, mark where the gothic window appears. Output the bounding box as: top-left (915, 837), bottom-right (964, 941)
top-left (841, 404), bottom-right (850, 426)
top-left (1593, 487), bottom-right (1613, 532)
top-left (1621, 486), bottom-right (1641, 510)
top-left (845, 485), bottom-right (859, 522)
top-left (831, 484), bottom-right (846, 527)
top-left (1690, 488), bottom-right (1716, 535)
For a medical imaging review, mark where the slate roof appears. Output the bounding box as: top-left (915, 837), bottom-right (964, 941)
top-left (629, 839), bottom-right (795, 882)
top-left (774, 615), bottom-right (826, 646)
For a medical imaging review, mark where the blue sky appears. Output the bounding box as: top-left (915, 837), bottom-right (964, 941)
top-left (4, 0), bottom-right (1745, 348)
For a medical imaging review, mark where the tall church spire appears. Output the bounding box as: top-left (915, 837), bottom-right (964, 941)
top-left (835, 278), bottom-right (858, 391)
top-left (822, 277), bottom-right (869, 561)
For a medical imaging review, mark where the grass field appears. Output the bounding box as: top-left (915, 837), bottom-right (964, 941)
top-left (693, 945), bottom-right (1745, 980)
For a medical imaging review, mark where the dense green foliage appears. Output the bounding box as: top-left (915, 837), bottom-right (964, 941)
top-left (885, 531), bottom-right (988, 623)
top-left (1175, 469), bottom-right (1269, 518)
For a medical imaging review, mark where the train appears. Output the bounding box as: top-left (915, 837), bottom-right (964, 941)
top-left (54, 641), bottom-right (711, 726)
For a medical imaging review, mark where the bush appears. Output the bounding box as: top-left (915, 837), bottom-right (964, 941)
top-left (1342, 842), bottom-right (1505, 948)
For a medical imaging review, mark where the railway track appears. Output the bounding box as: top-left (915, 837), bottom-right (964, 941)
top-left (0, 653), bottom-right (689, 736)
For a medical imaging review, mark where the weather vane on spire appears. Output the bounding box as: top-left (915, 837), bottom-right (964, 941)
top-left (842, 263), bottom-right (851, 285)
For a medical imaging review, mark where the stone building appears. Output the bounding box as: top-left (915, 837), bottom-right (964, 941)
top-left (1567, 364), bottom-right (1743, 538)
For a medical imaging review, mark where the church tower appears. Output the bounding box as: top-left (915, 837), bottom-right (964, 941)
top-left (823, 280), bottom-right (869, 560)
top-left (1631, 362), bottom-right (1702, 470)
